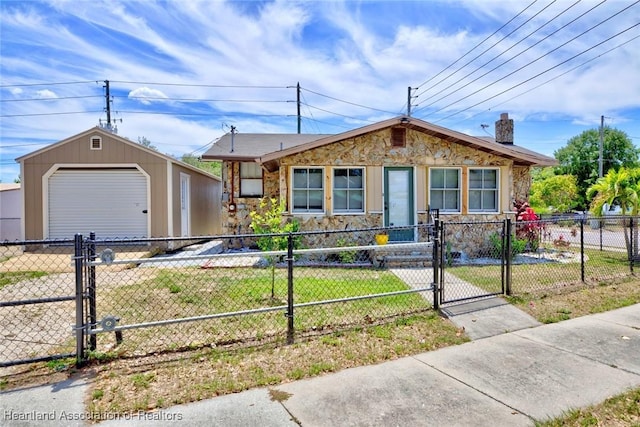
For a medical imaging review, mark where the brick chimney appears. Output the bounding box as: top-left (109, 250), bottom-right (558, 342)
top-left (495, 112), bottom-right (514, 145)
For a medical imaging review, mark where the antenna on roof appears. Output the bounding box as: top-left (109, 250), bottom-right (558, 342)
top-left (230, 125), bottom-right (237, 153)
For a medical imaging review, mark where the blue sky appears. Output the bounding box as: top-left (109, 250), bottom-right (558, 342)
top-left (1, 0), bottom-right (639, 183)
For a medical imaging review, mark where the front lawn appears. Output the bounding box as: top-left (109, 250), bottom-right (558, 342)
top-left (94, 266), bottom-right (432, 354)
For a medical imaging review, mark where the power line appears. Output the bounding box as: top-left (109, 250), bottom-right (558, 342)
top-left (0, 95), bottom-right (102, 103)
top-left (110, 80), bottom-right (289, 89)
top-left (299, 91), bottom-right (322, 134)
top-left (415, 0), bottom-right (554, 102)
top-left (300, 102), bottom-right (380, 123)
top-left (300, 116), bottom-right (354, 131)
top-left (0, 110), bottom-right (103, 118)
top-left (431, 23), bottom-right (640, 123)
top-left (115, 110), bottom-right (291, 118)
top-left (0, 80), bottom-right (98, 88)
top-left (414, 0), bottom-right (539, 91)
top-left (421, 2), bottom-right (640, 121)
top-left (300, 87), bottom-right (398, 115)
top-left (454, 33), bottom-right (640, 126)
top-left (123, 96), bottom-right (290, 103)
top-left (414, 0), bottom-right (586, 113)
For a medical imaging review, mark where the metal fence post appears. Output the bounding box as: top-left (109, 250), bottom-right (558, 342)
top-left (630, 217), bottom-right (635, 274)
top-left (504, 218), bottom-right (512, 296)
top-left (286, 233), bottom-right (295, 345)
top-left (580, 217), bottom-right (585, 282)
top-left (432, 218), bottom-right (440, 310)
top-left (88, 232), bottom-right (97, 351)
top-left (74, 234), bottom-right (85, 365)
top-left (439, 222), bottom-right (446, 303)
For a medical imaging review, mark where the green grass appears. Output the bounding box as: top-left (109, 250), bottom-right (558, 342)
top-left (0, 271), bottom-right (47, 289)
top-left (536, 387), bottom-right (640, 426)
top-left (446, 248), bottom-right (631, 293)
top-left (95, 266), bottom-right (431, 355)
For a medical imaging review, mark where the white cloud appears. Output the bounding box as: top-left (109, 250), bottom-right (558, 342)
top-left (1, 0), bottom-right (639, 183)
top-left (128, 87), bottom-right (168, 105)
top-left (35, 89), bottom-right (57, 99)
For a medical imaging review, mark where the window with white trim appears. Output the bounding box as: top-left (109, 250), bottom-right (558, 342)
top-left (240, 162), bottom-right (263, 197)
top-left (292, 167), bottom-right (324, 213)
top-left (468, 168), bottom-right (499, 212)
top-left (333, 167), bottom-right (364, 213)
top-left (430, 168), bottom-right (460, 213)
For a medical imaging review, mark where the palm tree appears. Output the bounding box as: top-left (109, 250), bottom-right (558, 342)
top-left (587, 167), bottom-right (640, 259)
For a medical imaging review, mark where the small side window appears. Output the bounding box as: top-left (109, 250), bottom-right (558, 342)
top-left (90, 136), bottom-right (102, 150)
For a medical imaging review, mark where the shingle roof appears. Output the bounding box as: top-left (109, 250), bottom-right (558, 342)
top-left (202, 133), bottom-right (329, 161)
top-left (203, 116), bottom-right (558, 170)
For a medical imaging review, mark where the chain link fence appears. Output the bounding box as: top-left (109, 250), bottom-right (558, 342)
top-left (1, 226), bottom-right (436, 366)
top-left (439, 215), bottom-right (637, 300)
top-left (2, 216), bottom-right (637, 368)
top-left (87, 227), bottom-right (436, 358)
top-left (0, 240), bottom-right (78, 367)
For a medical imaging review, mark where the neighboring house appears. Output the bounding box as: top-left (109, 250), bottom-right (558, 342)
top-left (0, 183), bottom-right (21, 241)
top-left (203, 113), bottom-right (557, 251)
top-left (17, 127), bottom-right (222, 242)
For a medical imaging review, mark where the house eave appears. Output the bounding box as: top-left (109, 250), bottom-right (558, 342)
top-left (254, 116), bottom-right (557, 168)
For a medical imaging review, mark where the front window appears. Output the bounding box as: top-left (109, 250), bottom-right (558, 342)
top-left (292, 167), bottom-right (324, 213)
top-left (430, 168), bottom-right (460, 213)
top-left (469, 168), bottom-right (499, 212)
top-left (333, 168), bottom-right (364, 213)
top-left (240, 162), bottom-right (263, 197)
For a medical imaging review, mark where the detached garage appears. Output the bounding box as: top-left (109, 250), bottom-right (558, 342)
top-left (47, 168), bottom-right (148, 239)
top-left (17, 127), bottom-right (222, 241)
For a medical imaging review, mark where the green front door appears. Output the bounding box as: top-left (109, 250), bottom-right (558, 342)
top-left (384, 167), bottom-right (415, 242)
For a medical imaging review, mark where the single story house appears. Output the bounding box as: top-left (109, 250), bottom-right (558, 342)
top-left (0, 183), bottom-right (22, 241)
top-left (203, 113), bottom-right (557, 249)
top-left (17, 127), bottom-right (222, 242)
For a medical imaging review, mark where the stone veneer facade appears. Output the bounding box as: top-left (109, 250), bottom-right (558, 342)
top-left (220, 127), bottom-right (532, 252)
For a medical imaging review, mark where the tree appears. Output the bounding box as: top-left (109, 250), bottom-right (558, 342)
top-left (137, 136), bottom-right (157, 151)
top-left (554, 128), bottom-right (638, 209)
top-left (181, 155), bottom-right (221, 177)
top-left (529, 174), bottom-right (578, 213)
top-left (249, 197), bottom-right (300, 300)
top-left (587, 167), bottom-right (640, 259)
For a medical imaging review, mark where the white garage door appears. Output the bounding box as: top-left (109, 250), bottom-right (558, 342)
top-left (49, 169), bottom-right (148, 239)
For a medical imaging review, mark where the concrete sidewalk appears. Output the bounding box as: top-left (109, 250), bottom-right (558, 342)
top-left (2, 303), bottom-right (639, 426)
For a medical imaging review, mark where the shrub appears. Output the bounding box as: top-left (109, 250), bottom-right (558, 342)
top-left (336, 238), bottom-right (357, 264)
top-left (489, 232), bottom-right (527, 258)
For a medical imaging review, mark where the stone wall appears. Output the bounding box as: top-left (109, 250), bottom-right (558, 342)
top-left (220, 126), bottom-right (530, 250)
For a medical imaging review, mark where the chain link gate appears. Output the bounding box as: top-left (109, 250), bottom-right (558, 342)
top-left (0, 237), bottom-right (87, 368)
top-left (435, 219), bottom-right (507, 306)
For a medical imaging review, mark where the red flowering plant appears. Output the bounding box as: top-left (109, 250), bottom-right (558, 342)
top-left (513, 199), bottom-right (543, 252)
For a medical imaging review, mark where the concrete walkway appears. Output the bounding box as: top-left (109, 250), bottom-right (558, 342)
top-left (2, 303), bottom-right (639, 426)
top-left (391, 267), bottom-right (542, 339)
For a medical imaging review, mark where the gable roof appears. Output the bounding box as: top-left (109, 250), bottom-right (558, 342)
top-left (204, 115), bottom-right (558, 172)
top-left (202, 133), bottom-right (329, 162)
top-left (17, 127), bottom-right (221, 180)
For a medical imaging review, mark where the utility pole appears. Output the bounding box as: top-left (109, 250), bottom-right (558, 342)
top-left (297, 82), bottom-right (301, 134)
top-left (104, 80), bottom-right (111, 128)
top-left (599, 115), bottom-right (604, 178)
top-left (407, 87), bottom-right (417, 117)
